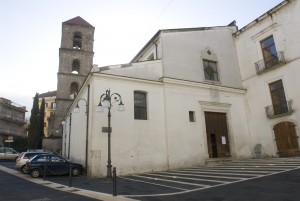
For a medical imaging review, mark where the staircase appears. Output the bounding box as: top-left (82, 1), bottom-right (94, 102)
top-left (205, 157), bottom-right (237, 166)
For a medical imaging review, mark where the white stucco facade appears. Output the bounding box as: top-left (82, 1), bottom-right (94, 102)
top-left (62, 0), bottom-right (300, 177)
top-left (235, 0), bottom-right (300, 157)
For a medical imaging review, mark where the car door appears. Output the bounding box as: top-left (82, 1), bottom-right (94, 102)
top-left (5, 148), bottom-right (18, 160)
top-left (48, 156), bottom-right (69, 175)
top-left (0, 148), bottom-right (5, 160)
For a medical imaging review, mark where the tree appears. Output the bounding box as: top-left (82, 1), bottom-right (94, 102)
top-left (37, 98), bottom-right (45, 148)
top-left (28, 93), bottom-right (39, 149)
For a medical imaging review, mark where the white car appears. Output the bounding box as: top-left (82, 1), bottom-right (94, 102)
top-left (0, 147), bottom-right (19, 161)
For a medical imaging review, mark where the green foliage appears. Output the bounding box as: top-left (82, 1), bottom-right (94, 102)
top-left (9, 136), bottom-right (28, 152)
top-left (37, 98), bottom-right (45, 148)
top-left (28, 93), bottom-right (40, 149)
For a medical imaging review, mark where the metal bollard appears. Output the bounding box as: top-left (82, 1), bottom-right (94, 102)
top-left (69, 166), bottom-right (72, 187)
top-left (43, 162), bottom-right (46, 181)
top-left (112, 167), bottom-right (117, 196)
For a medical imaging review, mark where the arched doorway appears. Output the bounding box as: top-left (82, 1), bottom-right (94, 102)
top-left (274, 121), bottom-right (300, 157)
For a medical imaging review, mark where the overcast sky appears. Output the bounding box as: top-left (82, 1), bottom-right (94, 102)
top-left (0, 0), bottom-right (283, 117)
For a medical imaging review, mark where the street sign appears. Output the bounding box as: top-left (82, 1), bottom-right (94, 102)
top-left (5, 140), bottom-right (14, 142)
top-left (102, 127), bottom-right (112, 133)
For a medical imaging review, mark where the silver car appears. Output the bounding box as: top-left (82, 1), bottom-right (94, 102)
top-left (16, 152), bottom-right (48, 173)
top-left (0, 147), bottom-right (19, 161)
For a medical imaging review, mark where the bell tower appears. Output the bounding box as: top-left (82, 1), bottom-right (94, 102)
top-left (53, 16), bottom-right (94, 136)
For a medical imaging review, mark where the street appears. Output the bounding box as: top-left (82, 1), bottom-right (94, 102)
top-left (0, 167), bottom-right (101, 201)
top-left (0, 157), bottom-right (300, 201)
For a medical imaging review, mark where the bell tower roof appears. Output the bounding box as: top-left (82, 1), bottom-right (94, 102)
top-left (63, 16), bottom-right (94, 28)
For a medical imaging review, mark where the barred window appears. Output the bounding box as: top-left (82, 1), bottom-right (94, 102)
top-left (134, 91), bottom-right (147, 120)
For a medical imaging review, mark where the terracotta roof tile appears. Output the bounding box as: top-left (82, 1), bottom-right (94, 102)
top-left (39, 91), bottom-right (56, 98)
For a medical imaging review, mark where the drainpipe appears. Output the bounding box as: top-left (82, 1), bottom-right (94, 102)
top-left (68, 113), bottom-right (72, 159)
top-left (154, 42), bottom-right (158, 59)
top-left (85, 85), bottom-right (90, 172)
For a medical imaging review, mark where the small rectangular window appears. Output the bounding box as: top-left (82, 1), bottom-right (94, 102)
top-left (203, 60), bottom-right (219, 81)
top-left (134, 91), bottom-right (147, 120)
top-left (189, 111), bottom-right (195, 122)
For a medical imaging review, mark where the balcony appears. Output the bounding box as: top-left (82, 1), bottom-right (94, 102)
top-left (0, 128), bottom-right (24, 136)
top-left (265, 101), bottom-right (293, 119)
top-left (0, 113), bottom-right (26, 124)
top-left (255, 51), bottom-right (285, 74)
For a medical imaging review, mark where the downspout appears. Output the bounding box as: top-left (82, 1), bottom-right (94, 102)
top-left (68, 113), bottom-right (72, 159)
top-left (154, 42), bottom-right (158, 59)
top-left (85, 85), bottom-right (90, 171)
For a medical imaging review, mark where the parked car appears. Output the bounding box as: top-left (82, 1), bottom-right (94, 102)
top-left (0, 147), bottom-right (19, 161)
top-left (16, 152), bottom-right (49, 173)
top-left (26, 149), bottom-right (60, 155)
top-left (25, 154), bottom-right (83, 178)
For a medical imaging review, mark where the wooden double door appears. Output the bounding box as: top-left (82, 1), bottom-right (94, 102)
top-left (274, 122), bottom-right (300, 157)
top-left (205, 112), bottom-right (230, 158)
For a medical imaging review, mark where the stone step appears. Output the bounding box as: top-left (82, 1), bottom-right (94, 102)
top-left (205, 157), bottom-right (236, 166)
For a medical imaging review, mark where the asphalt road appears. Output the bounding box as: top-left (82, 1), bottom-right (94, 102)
top-left (0, 168), bottom-right (102, 201)
top-left (135, 168), bottom-right (300, 201)
top-left (1, 157), bottom-right (300, 201)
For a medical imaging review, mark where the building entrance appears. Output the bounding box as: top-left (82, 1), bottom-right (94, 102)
top-left (274, 121), bottom-right (300, 157)
top-left (205, 112), bottom-right (230, 158)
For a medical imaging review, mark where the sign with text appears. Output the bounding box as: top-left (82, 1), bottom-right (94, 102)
top-left (221, 136), bottom-right (226, 144)
top-left (102, 127), bottom-right (112, 133)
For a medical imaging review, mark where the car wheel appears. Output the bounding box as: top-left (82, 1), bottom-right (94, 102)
top-left (31, 169), bottom-right (40, 178)
top-left (72, 168), bottom-right (80, 176)
top-left (21, 165), bottom-right (28, 174)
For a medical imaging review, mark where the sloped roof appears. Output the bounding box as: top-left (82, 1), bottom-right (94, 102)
top-left (63, 16), bottom-right (94, 28)
top-left (236, 0), bottom-right (289, 35)
top-left (130, 25), bottom-right (236, 63)
top-left (39, 91), bottom-right (56, 98)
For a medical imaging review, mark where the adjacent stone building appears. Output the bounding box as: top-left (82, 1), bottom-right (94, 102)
top-left (0, 97), bottom-right (27, 145)
top-left (38, 91), bottom-right (56, 137)
top-left (53, 16), bottom-right (95, 136)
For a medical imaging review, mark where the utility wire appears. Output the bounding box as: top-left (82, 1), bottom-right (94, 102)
top-left (140, 0), bottom-right (174, 43)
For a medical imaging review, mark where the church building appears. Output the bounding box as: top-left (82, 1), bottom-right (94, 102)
top-left (60, 0), bottom-right (300, 177)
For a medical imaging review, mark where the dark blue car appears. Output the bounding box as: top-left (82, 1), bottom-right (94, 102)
top-left (25, 154), bottom-right (83, 178)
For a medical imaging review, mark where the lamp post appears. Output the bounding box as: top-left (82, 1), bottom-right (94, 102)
top-left (73, 98), bottom-right (89, 171)
top-left (96, 89), bottom-right (125, 180)
top-left (61, 119), bottom-right (66, 158)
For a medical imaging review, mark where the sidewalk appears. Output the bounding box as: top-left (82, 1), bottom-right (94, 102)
top-left (0, 165), bottom-right (137, 201)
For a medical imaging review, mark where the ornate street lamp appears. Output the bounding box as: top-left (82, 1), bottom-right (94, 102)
top-left (73, 98), bottom-right (89, 171)
top-left (96, 89), bottom-right (125, 180)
